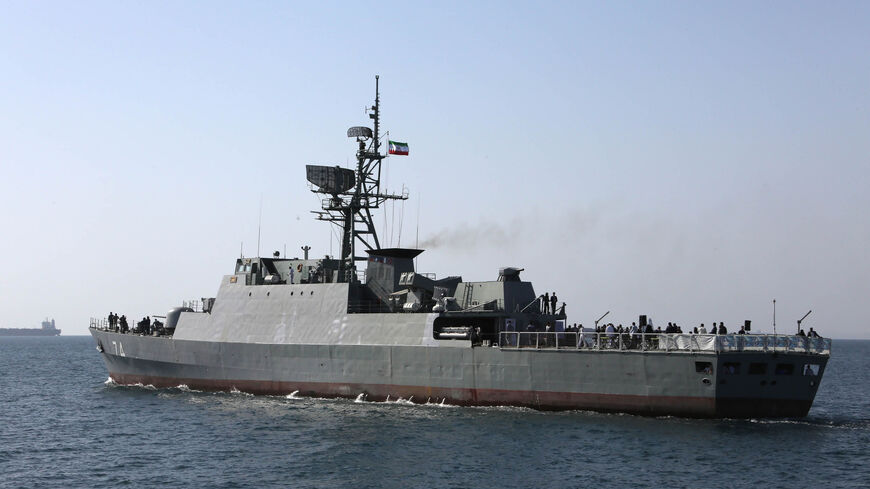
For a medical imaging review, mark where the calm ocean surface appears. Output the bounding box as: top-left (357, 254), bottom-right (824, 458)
top-left (1, 336), bottom-right (868, 489)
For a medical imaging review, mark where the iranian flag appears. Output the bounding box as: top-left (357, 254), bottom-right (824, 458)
top-left (388, 140), bottom-right (409, 155)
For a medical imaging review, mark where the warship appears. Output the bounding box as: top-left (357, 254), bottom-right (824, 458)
top-left (90, 78), bottom-right (830, 418)
top-left (1, 318), bottom-right (61, 336)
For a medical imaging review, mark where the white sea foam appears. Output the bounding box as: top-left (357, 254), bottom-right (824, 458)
top-left (229, 387), bottom-right (253, 397)
top-left (350, 393), bottom-right (458, 408)
top-left (437, 398), bottom-right (456, 408)
top-left (286, 390), bottom-right (301, 399)
top-left (422, 397), bottom-right (457, 408)
top-left (746, 418), bottom-right (852, 429)
top-left (103, 377), bottom-right (159, 391)
top-left (387, 396), bottom-right (416, 406)
top-left (121, 382), bottom-right (157, 390)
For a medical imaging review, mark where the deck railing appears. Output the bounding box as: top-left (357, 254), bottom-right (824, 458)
top-left (90, 317), bottom-right (108, 329)
top-left (497, 331), bottom-right (831, 355)
top-left (89, 317), bottom-right (171, 337)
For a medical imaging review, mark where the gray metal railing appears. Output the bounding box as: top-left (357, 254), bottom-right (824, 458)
top-left (89, 317), bottom-right (172, 337)
top-left (497, 332), bottom-right (831, 355)
top-left (90, 317), bottom-right (108, 330)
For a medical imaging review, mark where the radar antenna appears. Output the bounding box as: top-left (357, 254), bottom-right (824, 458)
top-left (306, 75), bottom-right (408, 283)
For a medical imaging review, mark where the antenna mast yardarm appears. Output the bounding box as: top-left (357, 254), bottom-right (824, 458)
top-left (307, 76), bottom-right (408, 283)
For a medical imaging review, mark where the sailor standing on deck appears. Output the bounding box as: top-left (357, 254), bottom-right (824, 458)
top-left (550, 293), bottom-right (558, 316)
top-left (542, 292), bottom-right (550, 314)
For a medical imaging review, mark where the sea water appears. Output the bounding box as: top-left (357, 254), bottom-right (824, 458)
top-left (1, 337), bottom-right (868, 488)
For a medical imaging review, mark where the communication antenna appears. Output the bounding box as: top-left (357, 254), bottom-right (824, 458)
top-left (382, 139), bottom-right (389, 243)
top-left (773, 299), bottom-right (777, 350)
top-left (390, 196), bottom-right (396, 246)
top-left (397, 185), bottom-right (406, 247)
top-left (306, 75), bottom-right (408, 282)
top-left (797, 310), bottom-right (812, 334)
top-left (415, 194), bottom-right (420, 270)
top-left (257, 195), bottom-right (263, 258)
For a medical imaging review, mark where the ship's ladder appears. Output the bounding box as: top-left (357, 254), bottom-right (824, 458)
top-left (462, 283), bottom-right (474, 309)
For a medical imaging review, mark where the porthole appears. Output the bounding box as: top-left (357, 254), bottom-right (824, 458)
top-left (310, 291), bottom-right (314, 296)
top-left (291, 291), bottom-right (294, 296)
top-left (702, 378), bottom-right (711, 385)
top-left (267, 292), bottom-right (270, 297)
top-left (248, 292), bottom-right (252, 297)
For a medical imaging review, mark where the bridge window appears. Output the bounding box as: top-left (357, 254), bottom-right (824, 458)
top-left (775, 363), bottom-right (795, 375)
top-left (723, 362), bottom-right (740, 375)
top-left (748, 362), bottom-right (767, 375)
top-left (695, 362), bottom-right (713, 374)
top-left (803, 364), bottom-right (820, 376)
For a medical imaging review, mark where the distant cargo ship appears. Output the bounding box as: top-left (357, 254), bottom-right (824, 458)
top-left (0, 318), bottom-right (61, 336)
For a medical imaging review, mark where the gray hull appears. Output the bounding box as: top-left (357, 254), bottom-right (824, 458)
top-left (90, 328), bottom-right (827, 418)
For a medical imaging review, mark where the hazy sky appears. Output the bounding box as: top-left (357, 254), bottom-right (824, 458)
top-left (1, 1), bottom-right (868, 338)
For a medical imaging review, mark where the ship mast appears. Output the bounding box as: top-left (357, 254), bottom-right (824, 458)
top-left (307, 76), bottom-right (408, 283)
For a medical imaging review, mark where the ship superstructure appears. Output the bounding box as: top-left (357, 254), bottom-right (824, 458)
top-left (89, 79), bottom-right (830, 418)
